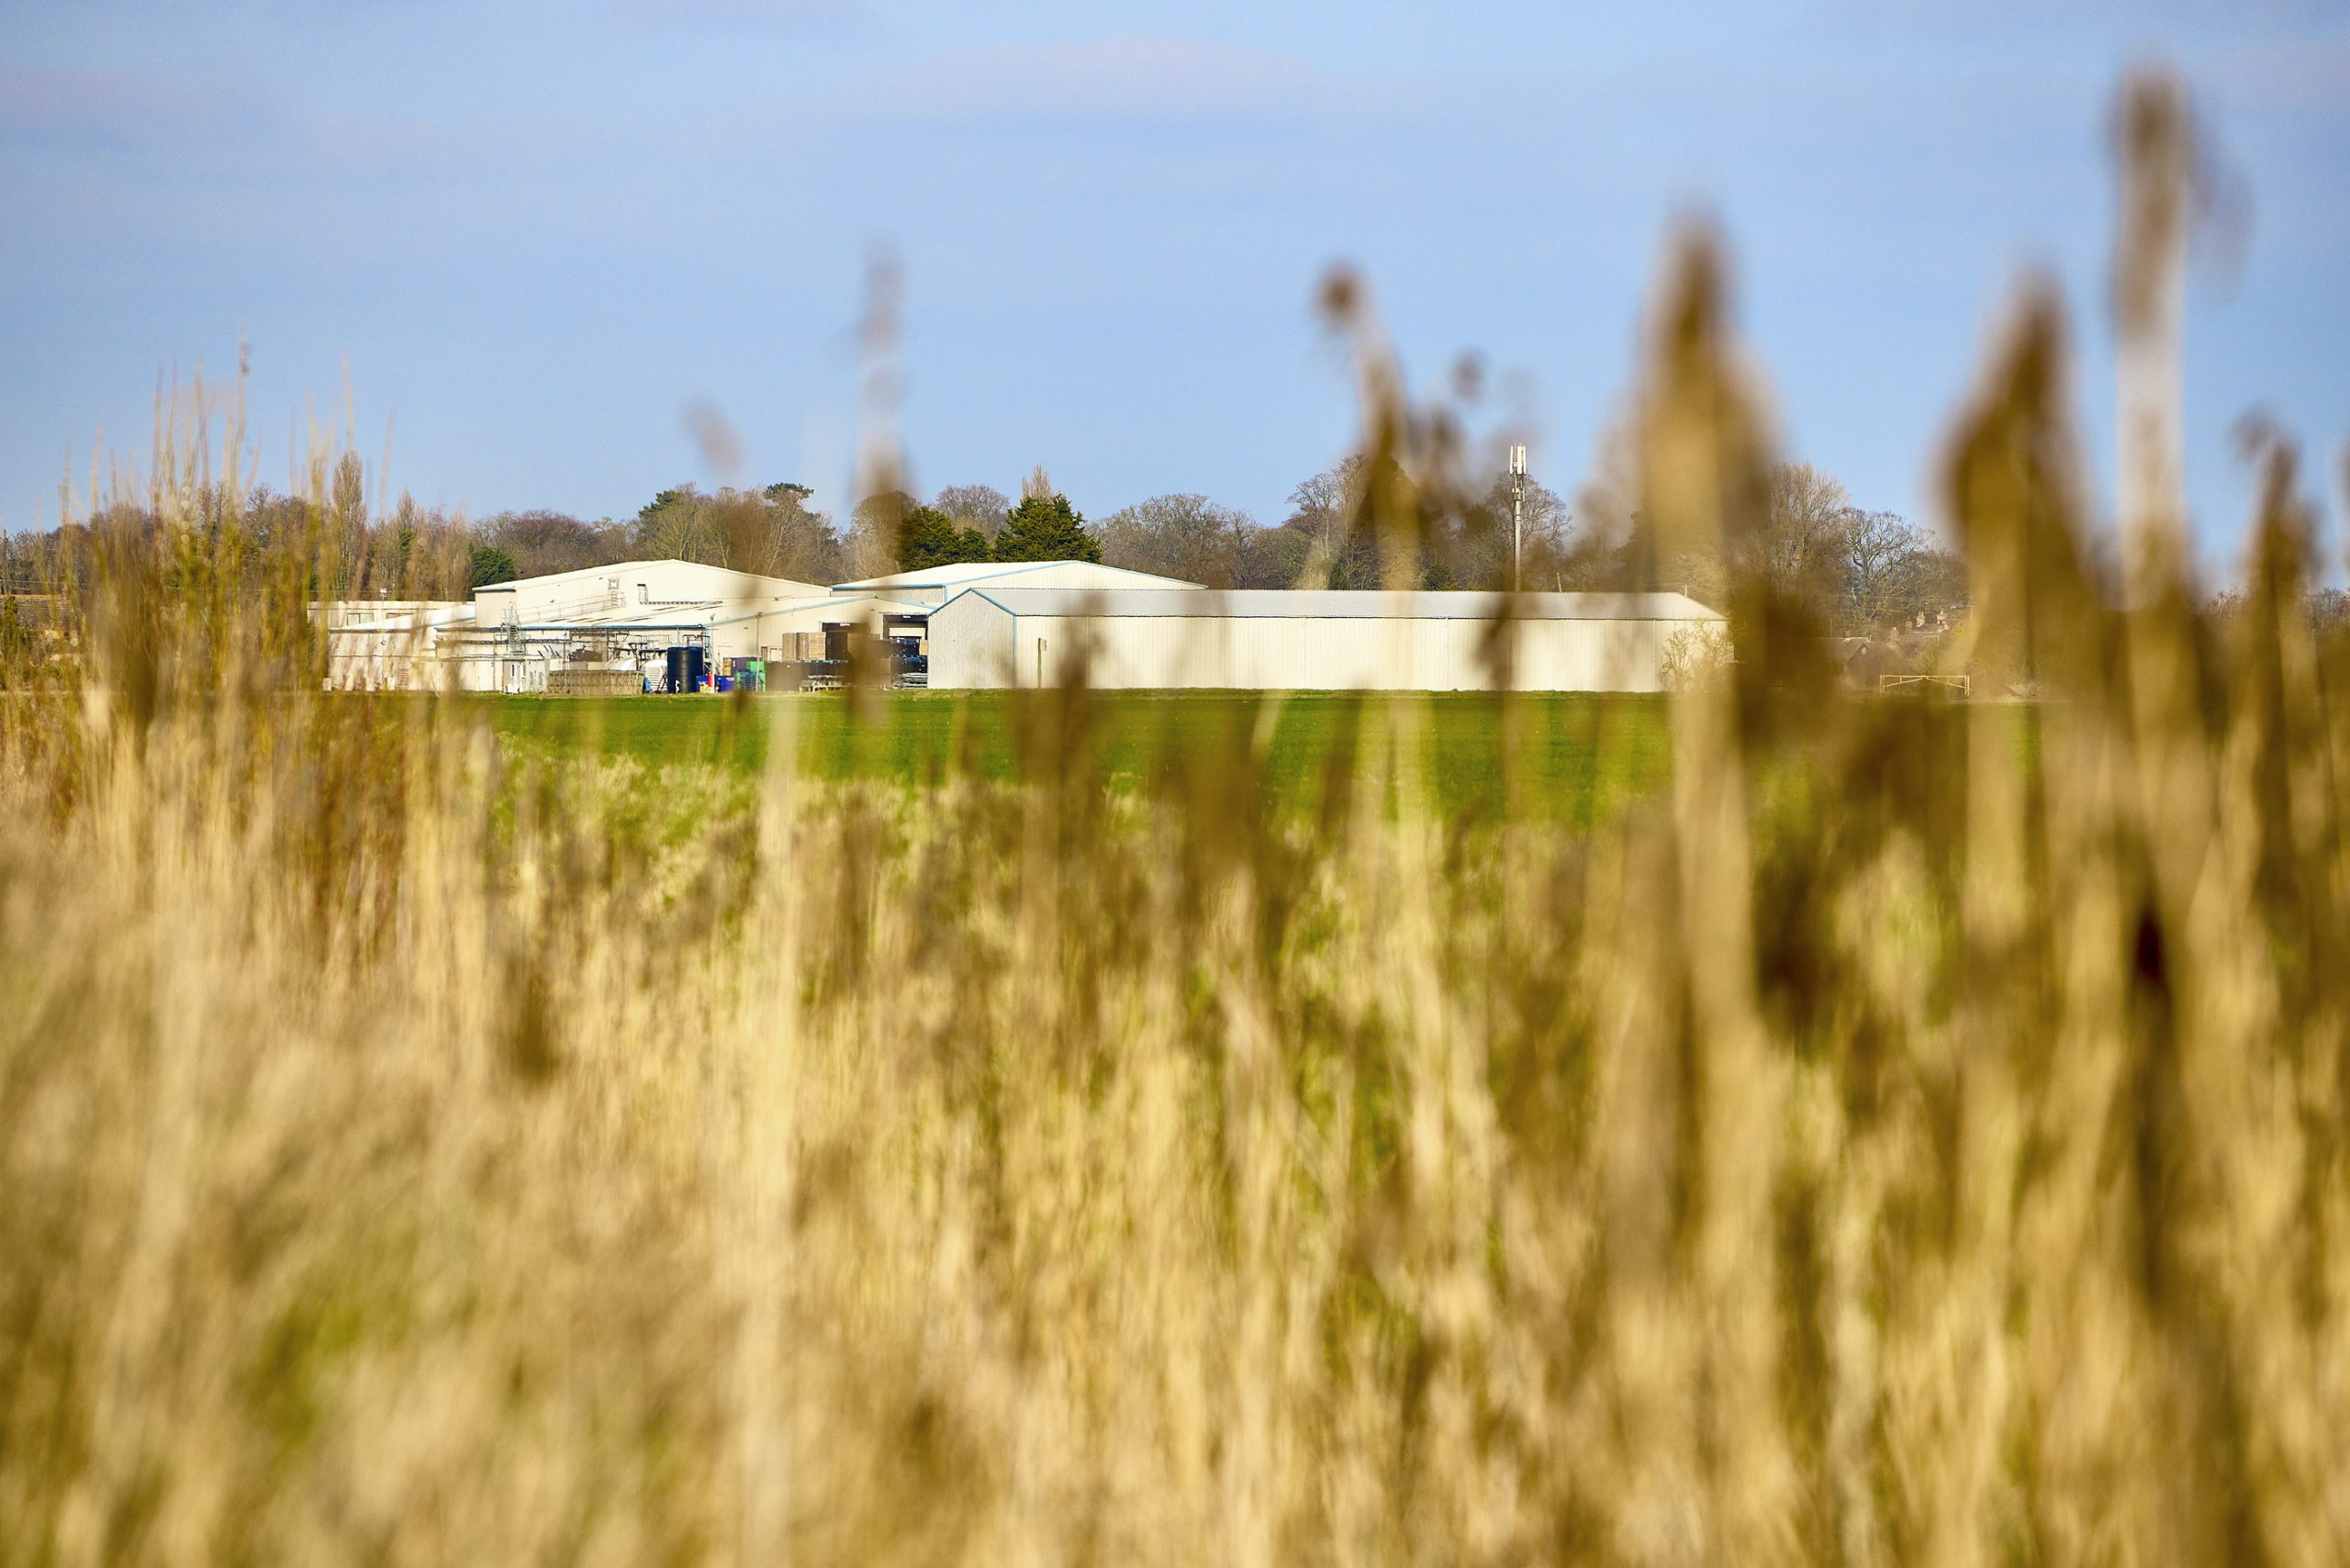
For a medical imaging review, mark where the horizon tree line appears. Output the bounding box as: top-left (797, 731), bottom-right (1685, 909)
top-left (2, 448), bottom-right (2136, 640)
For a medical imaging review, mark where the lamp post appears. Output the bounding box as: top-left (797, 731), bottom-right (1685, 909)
top-left (1507, 444), bottom-right (1528, 593)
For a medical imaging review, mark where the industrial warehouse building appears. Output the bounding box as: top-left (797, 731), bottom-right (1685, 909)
top-left (925, 588), bottom-right (1725, 692)
top-left (319, 558), bottom-right (1202, 692)
top-left (323, 560), bottom-right (835, 692)
top-left (319, 558), bottom-right (1723, 694)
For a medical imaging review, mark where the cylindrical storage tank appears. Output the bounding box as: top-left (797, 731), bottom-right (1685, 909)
top-left (683, 646), bottom-right (707, 692)
top-left (664, 646), bottom-right (689, 694)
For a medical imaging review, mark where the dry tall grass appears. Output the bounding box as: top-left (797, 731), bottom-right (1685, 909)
top-left (4, 74), bottom-right (2347, 1566)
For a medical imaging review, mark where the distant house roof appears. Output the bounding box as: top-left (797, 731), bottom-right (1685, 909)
top-left (950, 588), bottom-right (1727, 622)
top-left (830, 560), bottom-right (1203, 591)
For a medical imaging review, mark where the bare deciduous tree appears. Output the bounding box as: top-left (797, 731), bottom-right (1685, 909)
top-left (1751, 462), bottom-right (1853, 600)
top-left (1839, 508), bottom-right (1920, 629)
top-left (1282, 456), bottom-right (1389, 588)
top-left (933, 484), bottom-right (1012, 542)
top-left (1096, 494), bottom-right (1258, 587)
top-left (844, 491), bottom-right (906, 580)
top-left (757, 484), bottom-right (842, 583)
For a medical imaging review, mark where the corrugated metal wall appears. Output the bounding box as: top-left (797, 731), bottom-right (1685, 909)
top-left (927, 597), bottom-right (1701, 691)
top-left (927, 595), bottom-right (1020, 688)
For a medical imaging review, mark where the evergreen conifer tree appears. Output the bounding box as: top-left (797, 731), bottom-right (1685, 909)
top-left (992, 492), bottom-right (1100, 564)
top-left (898, 505), bottom-right (992, 570)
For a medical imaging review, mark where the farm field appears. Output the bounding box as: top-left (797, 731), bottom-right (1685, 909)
top-left (463, 689), bottom-right (1681, 823)
top-left (8, 58), bottom-right (2344, 1564)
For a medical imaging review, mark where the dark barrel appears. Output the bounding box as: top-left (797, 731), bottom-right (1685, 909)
top-left (664, 645), bottom-right (707, 694)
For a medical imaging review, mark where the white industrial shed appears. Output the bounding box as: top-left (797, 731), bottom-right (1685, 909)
top-left (319, 599), bottom-right (477, 691)
top-left (320, 556), bottom-right (1727, 695)
top-left (323, 560), bottom-right (833, 692)
top-left (926, 588), bottom-right (1727, 692)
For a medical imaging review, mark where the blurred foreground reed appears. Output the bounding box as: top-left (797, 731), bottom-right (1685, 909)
top-left (3, 73), bottom-right (2347, 1567)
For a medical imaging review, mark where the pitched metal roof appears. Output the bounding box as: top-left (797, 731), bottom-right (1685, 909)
top-left (475, 560), bottom-right (828, 598)
top-left (952, 588), bottom-right (1726, 622)
top-left (832, 560), bottom-right (1203, 591)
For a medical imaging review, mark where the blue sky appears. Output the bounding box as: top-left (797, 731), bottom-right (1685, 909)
top-left (4, 0), bottom-right (2345, 570)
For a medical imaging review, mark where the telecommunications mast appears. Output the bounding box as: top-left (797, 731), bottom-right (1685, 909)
top-left (1507, 443), bottom-right (1528, 593)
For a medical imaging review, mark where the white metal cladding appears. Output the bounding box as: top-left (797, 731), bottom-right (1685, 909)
top-left (927, 589), bottom-right (1020, 686)
top-left (926, 589), bottom-right (1726, 692)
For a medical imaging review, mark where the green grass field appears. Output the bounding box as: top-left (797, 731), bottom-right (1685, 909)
top-left (466, 690), bottom-right (1675, 824)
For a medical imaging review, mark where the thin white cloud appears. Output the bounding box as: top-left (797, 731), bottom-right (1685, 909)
top-left (0, 64), bottom-right (271, 149)
top-left (614, 0), bottom-right (884, 41)
top-left (2203, 30), bottom-right (2350, 114)
top-left (1802, 0), bottom-right (2343, 26)
top-left (844, 34), bottom-right (1326, 127)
